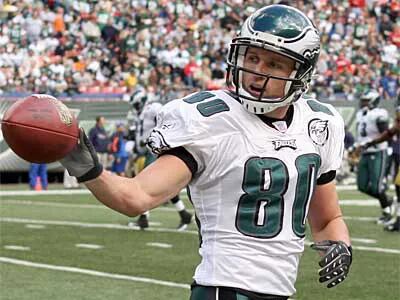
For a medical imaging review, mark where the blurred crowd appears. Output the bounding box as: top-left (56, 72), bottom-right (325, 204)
top-left (0, 0), bottom-right (398, 102)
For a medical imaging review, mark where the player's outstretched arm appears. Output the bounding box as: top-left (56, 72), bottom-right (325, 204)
top-left (61, 129), bottom-right (192, 216)
top-left (307, 181), bottom-right (352, 288)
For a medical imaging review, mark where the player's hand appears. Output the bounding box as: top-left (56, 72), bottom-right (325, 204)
top-left (310, 240), bottom-right (352, 288)
top-left (60, 128), bottom-right (103, 183)
top-left (359, 140), bottom-right (373, 150)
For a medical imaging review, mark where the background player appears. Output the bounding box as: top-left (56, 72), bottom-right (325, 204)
top-left (363, 104), bottom-right (400, 231)
top-left (355, 90), bottom-right (393, 224)
top-left (128, 87), bottom-right (192, 230)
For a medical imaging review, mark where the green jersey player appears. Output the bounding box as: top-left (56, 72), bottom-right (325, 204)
top-left (355, 90), bottom-right (392, 224)
top-left (61, 5), bottom-right (352, 299)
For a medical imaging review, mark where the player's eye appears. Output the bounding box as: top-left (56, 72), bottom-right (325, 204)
top-left (268, 61), bottom-right (283, 69)
top-left (247, 54), bottom-right (259, 64)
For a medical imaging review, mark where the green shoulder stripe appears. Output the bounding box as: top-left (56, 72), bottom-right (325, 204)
top-left (306, 100), bottom-right (333, 116)
top-left (183, 92), bottom-right (214, 104)
top-left (183, 91), bottom-right (230, 117)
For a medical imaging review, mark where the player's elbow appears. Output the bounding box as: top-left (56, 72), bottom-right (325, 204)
top-left (120, 194), bottom-right (153, 217)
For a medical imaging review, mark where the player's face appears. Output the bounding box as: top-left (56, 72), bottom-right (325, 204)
top-left (360, 99), bottom-right (369, 109)
top-left (99, 117), bottom-right (106, 126)
top-left (242, 47), bottom-right (295, 99)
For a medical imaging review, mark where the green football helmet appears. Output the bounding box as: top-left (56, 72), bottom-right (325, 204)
top-left (226, 4), bottom-right (320, 114)
top-left (129, 88), bottom-right (148, 113)
top-left (360, 90), bottom-right (380, 109)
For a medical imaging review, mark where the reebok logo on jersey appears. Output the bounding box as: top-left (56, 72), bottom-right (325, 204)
top-left (272, 139), bottom-right (297, 150)
top-left (308, 118), bottom-right (329, 146)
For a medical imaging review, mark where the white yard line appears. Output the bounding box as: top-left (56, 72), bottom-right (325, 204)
top-left (0, 257), bottom-right (190, 289)
top-left (339, 200), bottom-right (379, 206)
top-left (0, 217), bottom-right (198, 235)
top-left (3, 245), bottom-right (30, 251)
top-left (350, 238), bottom-right (377, 244)
top-left (343, 216), bottom-right (377, 221)
top-left (0, 190), bottom-right (92, 196)
top-left (146, 242), bottom-right (173, 249)
top-left (0, 199), bottom-right (192, 213)
top-left (1, 217), bottom-right (398, 254)
top-left (1, 199), bottom-right (379, 210)
top-left (0, 186), bottom-right (395, 196)
top-left (75, 244), bottom-right (104, 250)
top-left (0, 198), bottom-right (381, 223)
top-left (25, 224), bottom-right (46, 229)
top-left (303, 240), bottom-right (400, 254)
top-left (0, 202), bottom-right (165, 223)
top-left (336, 185), bottom-right (357, 191)
top-left (1, 200), bottom-right (108, 209)
top-left (0, 189), bottom-right (188, 197)
top-left (349, 246), bottom-right (400, 255)
top-left (336, 185), bottom-right (395, 191)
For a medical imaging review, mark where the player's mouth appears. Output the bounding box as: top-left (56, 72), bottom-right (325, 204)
top-left (248, 84), bottom-right (265, 97)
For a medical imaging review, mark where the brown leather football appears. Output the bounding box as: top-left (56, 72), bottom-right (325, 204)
top-left (1, 94), bottom-right (79, 163)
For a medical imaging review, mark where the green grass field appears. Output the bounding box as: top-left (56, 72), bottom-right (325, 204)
top-left (0, 186), bottom-right (399, 300)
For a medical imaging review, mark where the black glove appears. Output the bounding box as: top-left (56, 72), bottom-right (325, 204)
top-left (60, 128), bottom-right (103, 183)
top-left (310, 240), bottom-right (352, 288)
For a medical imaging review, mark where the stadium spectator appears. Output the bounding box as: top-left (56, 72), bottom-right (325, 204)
top-left (88, 116), bottom-right (110, 168)
top-left (29, 163), bottom-right (48, 190)
top-left (109, 122), bottom-right (129, 177)
top-left (0, 0), bottom-right (397, 103)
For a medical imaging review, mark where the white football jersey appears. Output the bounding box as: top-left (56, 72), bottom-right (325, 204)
top-left (356, 108), bottom-right (389, 152)
top-left (148, 90), bottom-right (344, 296)
top-left (135, 101), bottom-right (163, 153)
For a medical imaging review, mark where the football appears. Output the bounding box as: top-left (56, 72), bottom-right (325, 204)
top-left (1, 94), bottom-right (79, 163)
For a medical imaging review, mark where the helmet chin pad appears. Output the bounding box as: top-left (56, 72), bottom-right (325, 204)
top-left (239, 86), bottom-right (298, 114)
top-left (234, 62), bottom-right (301, 114)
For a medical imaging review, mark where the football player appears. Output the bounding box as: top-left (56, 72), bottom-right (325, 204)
top-left (364, 105), bottom-right (400, 231)
top-left (61, 5), bottom-right (352, 299)
top-left (128, 87), bottom-right (193, 230)
top-left (355, 90), bottom-right (393, 224)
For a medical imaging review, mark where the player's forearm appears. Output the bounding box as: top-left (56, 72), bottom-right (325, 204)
top-left (311, 216), bottom-right (351, 246)
top-left (369, 127), bottom-right (397, 146)
top-left (85, 170), bottom-right (150, 217)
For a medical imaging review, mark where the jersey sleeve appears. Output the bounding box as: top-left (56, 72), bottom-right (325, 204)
top-left (149, 102), bottom-right (163, 119)
top-left (147, 99), bottom-right (212, 174)
top-left (318, 109), bottom-right (345, 176)
top-left (376, 109), bottom-right (389, 122)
